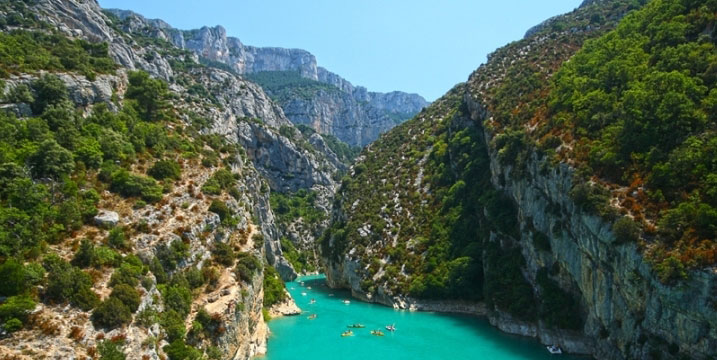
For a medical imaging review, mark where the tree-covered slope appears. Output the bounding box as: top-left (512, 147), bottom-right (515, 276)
top-left (474, 0), bottom-right (716, 280)
top-left (548, 0), bottom-right (716, 277)
top-left (323, 0), bottom-right (717, 359)
top-left (324, 0), bottom-right (640, 315)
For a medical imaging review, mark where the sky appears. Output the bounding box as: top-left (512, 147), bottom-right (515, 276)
top-left (97, 0), bottom-right (583, 101)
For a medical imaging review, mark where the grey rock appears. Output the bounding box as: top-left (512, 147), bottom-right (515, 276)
top-left (57, 73), bottom-right (119, 108)
top-left (93, 210), bottom-right (119, 227)
top-left (0, 103), bottom-right (32, 117)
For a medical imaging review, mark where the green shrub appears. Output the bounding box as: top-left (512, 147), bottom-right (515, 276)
top-left (0, 258), bottom-right (27, 296)
top-left (97, 340), bottom-right (126, 360)
top-left (108, 169), bottom-right (163, 203)
top-left (135, 307), bottom-right (159, 327)
top-left (3, 318), bottom-right (22, 333)
top-left (125, 71), bottom-right (169, 122)
top-left (212, 242), bottom-right (235, 266)
top-left (28, 139), bottom-right (74, 179)
top-left (0, 295), bottom-right (35, 323)
top-left (237, 252), bottom-right (260, 272)
top-left (109, 262), bottom-right (143, 287)
top-left (31, 74), bottom-right (68, 114)
top-left (149, 257), bottom-right (168, 284)
top-left (148, 159), bottom-right (181, 180)
top-left (201, 168), bottom-right (236, 195)
top-left (159, 309), bottom-right (187, 342)
top-left (110, 284), bottom-right (141, 313)
top-left (92, 246), bottom-right (121, 268)
top-left (6, 83), bottom-right (33, 104)
top-left (71, 239), bottom-right (95, 268)
top-left (164, 285), bottom-right (192, 317)
top-left (73, 286), bottom-right (101, 311)
top-left (156, 241), bottom-right (189, 272)
top-left (0, 30), bottom-right (114, 79)
top-left (208, 200), bottom-right (232, 221)
top-left (235, 264), bottom-right (252, 283)
top-left (570, 182), bottom-right (614, 218)
top-left (74, 137), bottom-right (103, 168)
top-left (235, 252), bottom-right (261, 283)
top-left (613, 216), bottom-right (641, 243)
top-left (108, 227), bottom-right (127, 249)
top-left (185, 267), bottom-right (205, 289)
top-left (655, 256), bottom-right (688, 284)
top-left (252, 233), bottom-right (264, 250)
top-left (43, 255), bottom-right (99, 310)
top-left (163, 339), bottom-right (201, 360)
top-left (263, 265), bottom-right (286, 307)
top-left (206, 346), bottom-right (222, 360)
top-left (269, 190), bottom-right (325, 226)
top-left (91, 296), bottom-right (132, 329)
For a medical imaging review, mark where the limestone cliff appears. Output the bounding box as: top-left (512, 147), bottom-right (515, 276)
top-left (104, 9), bottom-right (429, 146)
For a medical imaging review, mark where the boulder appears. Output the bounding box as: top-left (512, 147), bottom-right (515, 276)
top-left (93, 210), bottom-right (119, 227)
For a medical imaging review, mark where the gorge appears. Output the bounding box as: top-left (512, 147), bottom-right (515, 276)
top-left (0, 1), bottom-right (714, 360)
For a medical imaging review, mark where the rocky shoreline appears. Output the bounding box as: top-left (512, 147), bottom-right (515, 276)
top-left (268, 291), bottom-right (302, 318)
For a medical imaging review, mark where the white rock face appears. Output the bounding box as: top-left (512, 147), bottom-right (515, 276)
top-left (93, 210), bottom-right (119, 227)
top-left (102, 8), bottom-right (429, 146)
top-left (268, 291), bottom-right (302, 318)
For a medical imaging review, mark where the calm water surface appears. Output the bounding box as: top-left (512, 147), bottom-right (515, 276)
top-left (258, 275), bottom-right (585, 360)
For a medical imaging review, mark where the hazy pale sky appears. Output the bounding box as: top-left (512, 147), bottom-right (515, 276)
top-left (97, 0), bottom-right (583, 101)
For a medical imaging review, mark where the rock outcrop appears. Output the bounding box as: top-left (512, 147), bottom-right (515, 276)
top-left (93, 210), bottom-right (119, 228)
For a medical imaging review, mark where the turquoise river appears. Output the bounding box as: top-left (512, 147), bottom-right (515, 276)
top-left (257, 275), bottom-right (585, 360)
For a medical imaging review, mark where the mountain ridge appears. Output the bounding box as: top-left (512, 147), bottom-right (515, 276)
top-left (104, 8), bottom-right (429, 146)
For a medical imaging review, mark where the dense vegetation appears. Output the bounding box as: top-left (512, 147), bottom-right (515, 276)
top-left (245, 71), bottom-right (342, 101)
top-left (546, 0), bottom-right (717, 279)
top-left (269, 189), bottom-right (325, 273)
top-left (0, 69), bottom-right (188, 273)
top-left (466, 0), bottom-right (717, 282)
top-left (263, 264), bottom-right (287, 308)
top-left (271, 189), bottom-right (325, 226)
top-left (0, 30), bottom-right (115, 79)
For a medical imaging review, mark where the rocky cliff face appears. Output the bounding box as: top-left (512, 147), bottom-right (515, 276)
top-left (0, 0), bottom-right (347, 358)
top-left (256, 69), bottom-right (428, 147)
top-left (321, 1), bottom-right (717, 359)
top-left (277, 86), bottom-right (418, 147)
top-left (104, 9), bottom-right (429, 147)
top-left (1, 68), bottom-right (274, 360)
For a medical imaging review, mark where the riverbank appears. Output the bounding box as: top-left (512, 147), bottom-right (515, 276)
top-left (268, 290), bottom-right (302, 318)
